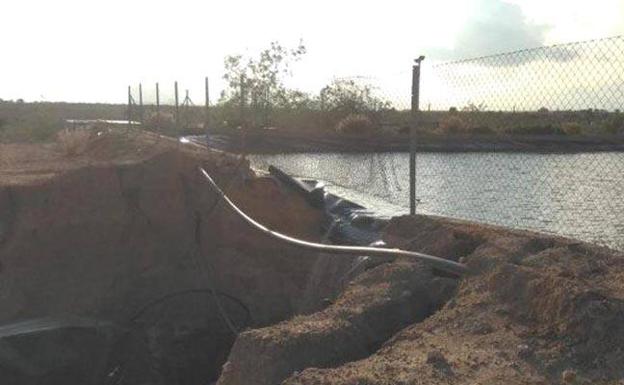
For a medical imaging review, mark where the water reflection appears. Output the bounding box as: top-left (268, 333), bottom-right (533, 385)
top-left (250, 152), bottom-right (624, 250)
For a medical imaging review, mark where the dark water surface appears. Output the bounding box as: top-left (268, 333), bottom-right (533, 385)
top-left (250, 152), bottom-right (624, 251)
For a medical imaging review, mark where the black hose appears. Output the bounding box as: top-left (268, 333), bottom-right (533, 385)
top-left (129, 288), bottom-right (252, 328)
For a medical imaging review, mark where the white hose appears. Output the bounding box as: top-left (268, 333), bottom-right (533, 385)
top-left (199, 168), bottom-right (469, 276)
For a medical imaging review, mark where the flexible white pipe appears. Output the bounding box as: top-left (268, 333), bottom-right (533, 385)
top-left (199, 168), bottom-right (469, 276)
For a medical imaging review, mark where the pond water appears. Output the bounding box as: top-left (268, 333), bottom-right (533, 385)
top-left (250, 152), bottom-right (624, 251)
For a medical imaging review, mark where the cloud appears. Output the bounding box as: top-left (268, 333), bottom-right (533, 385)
top-left (429, 0), bottom-right (579, 65)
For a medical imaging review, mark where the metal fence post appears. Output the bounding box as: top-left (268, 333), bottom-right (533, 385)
top-left (263, 88), bottom-right (270, 128)
top-left (239, 74), bottom-right (246, 128)
top-left (251, 88), bottom-right (258, 128)
top-left (410, 56), bottom-right (425, 215)
top-left (138, 83), bottom-right (144, 123)
top-left (127, 85), bottom-right (132, 129)
top-left (204, 76), bottom-right (210, 130)
top-left (156, 82), bottom-right (160, 115)
top-left (239, 75), bottom-right (247, 156)
top-left (174, 81), bottom-right (179, 129)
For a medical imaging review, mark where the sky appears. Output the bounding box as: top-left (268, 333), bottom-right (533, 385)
top-left (1, 0), bottom-right (623, 104)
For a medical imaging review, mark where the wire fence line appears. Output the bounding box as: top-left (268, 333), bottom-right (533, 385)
top-left (423, 35), bottom-right (624, 132)
top-left (411, 35), bottom-right (624, 250)
top-left (128, 36), bottom-right (624, 250)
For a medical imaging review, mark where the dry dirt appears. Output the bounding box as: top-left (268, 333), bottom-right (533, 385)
top-left (2, 130), bottom-right (624, 385)
top-left (0, 130), bottom-right (333, 383)
top-left (281, 216), bottom-right (624, 385)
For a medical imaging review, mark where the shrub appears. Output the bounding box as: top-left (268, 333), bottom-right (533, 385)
top-left (437, 115), bottom-right (468, 135)
top-left (471, 124), bottom-right (496, 135)
top-left (561, 122), bottom-right (584, 136)
top-left (144, 112), bottom-right (176, 132)
top-left (56, 128), bottom-right (95, 156)
top-left (321, 79), bottom-right (391, 114)
top-left (335, 114), bottom-right (376, 135)
top-left (505, 124), bottom-right (562, 136)
top-left (604, 113), bottom-right (624, 135)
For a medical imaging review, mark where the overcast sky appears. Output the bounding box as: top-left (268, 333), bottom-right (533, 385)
top-left (1, 0), bottom-right (623, 103)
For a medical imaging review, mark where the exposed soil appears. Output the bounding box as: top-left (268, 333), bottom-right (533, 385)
top-left (282, 216), bottom-right (624, 385)
top-left (0, 130), bottom-right (337, 383)
top-left (2, 130), bottom-right (624, 385)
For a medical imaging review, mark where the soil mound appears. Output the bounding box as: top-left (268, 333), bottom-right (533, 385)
top-left (282, 215), bottom-right (624, 385)
top-left (0, 130), bottom-right (331, 383)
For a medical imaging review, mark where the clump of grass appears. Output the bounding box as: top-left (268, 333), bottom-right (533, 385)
top-left (437, 115), bottom-right (468, 135)
top-left (561, 122), bottom-right (584, 136)
top-left (335, 113), bottom-right (376, 134)
top-left (145, 112), bottom-right (176, 131)
top-left (604, 113), bottom-right (624, 135)
top-left (56, 128), bottom-right (95, 156)
top-left (0, 151), bottom-right (15, 167)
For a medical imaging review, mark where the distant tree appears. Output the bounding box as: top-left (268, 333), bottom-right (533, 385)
top-left (220, 41), bottom-right (307, 108)
top-left (538, 107), bottom-right (549, 113)
top-left (462, 102), bottom-right (487, 112)
top-left (320, 79), bottom-right (391, 114)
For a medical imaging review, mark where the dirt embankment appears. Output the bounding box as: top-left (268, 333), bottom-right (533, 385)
top-left (204, 129), bottom-right (624, 153)
top-left (0, 131), bottom-right (347, 383)
top-left (3, 130), bottom-right (624, 385)
top-left (281, 216), bottom-right (624, 385)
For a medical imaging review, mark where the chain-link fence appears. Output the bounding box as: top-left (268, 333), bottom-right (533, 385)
top-left (411, 35), bottom-right (624, 250)
top-left (247, 37), bottom-right (624, 251)
top-left (127, 81), bottom-right (208, 136)
top-left (423, 35), bottom-right (624, 134)
top-left (124, 36), bottom-right (624, 250)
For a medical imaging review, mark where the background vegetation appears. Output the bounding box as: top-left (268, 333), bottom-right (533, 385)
top-left (1, 41), bottom-right (622, 142)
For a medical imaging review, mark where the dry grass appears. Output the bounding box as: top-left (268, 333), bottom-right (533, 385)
top-left (437, 115), bottom-right (469, 135)
top-left (561, 122), bottom-right (584, 135)
top-left (0, 150), bottom-right (15, 167)
top-left (144, 112), bottom-right (175, 130)
top-left (56, 128), bottom-right (95, 156)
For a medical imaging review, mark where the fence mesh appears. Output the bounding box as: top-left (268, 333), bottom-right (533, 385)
top-left (251, 36), bottom-right (624, 251)
top-left (424, 35), bottom-right (624, 131)
top-left (414, 35), bottom-right (624, 250)
top-left (124, 36), bottom-right (624, 250)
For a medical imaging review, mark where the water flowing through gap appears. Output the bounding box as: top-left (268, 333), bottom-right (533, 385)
top-left (249, 152), bottom-right (624, 251)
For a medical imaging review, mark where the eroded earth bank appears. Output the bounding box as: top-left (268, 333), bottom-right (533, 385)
top-left (1, 131), bottom-right (623, 385)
